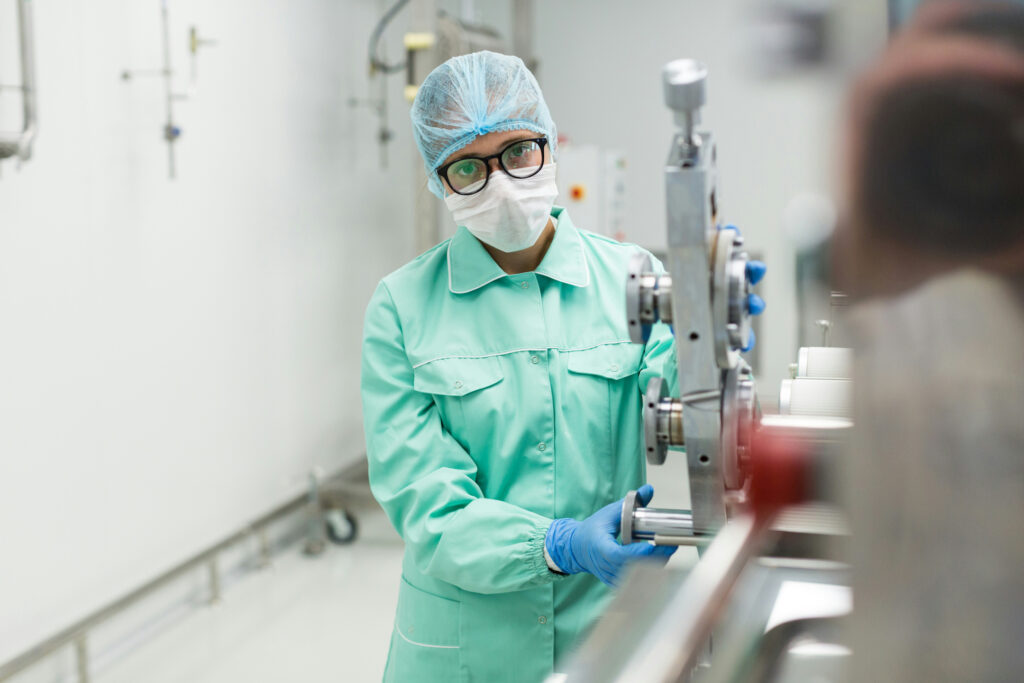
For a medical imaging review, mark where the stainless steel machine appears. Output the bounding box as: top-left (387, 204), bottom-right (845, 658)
top-left (620, 59), bottom-right (758, 545)
top-left (552, 59), bottom-right (854, 683)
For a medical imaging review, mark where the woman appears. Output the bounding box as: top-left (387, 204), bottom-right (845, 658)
top-left (361, 51), bottom-right (762, 682)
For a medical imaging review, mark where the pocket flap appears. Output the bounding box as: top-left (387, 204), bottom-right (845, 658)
top-left (413, 356), bottom-right (504, 396)
top-left (395, 577), bottom-right (460, 649)
top-left (567, 343), bottom-right (645, 380)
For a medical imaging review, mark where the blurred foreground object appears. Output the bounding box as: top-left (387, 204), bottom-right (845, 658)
top-left (848, 271), bottom-right (1024, 682)
top-left (837, 2), bottom-right (1024, 681)
top-left (836, 0), bottom-right (1024, 299)
top-left (559, 2), bottom-right (1024, 681)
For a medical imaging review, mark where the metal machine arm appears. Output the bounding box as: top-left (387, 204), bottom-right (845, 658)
top-left (621, 59), bottom-right (757, 542)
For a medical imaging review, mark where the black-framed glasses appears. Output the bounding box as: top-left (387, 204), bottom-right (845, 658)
top-left (437, 137), bottom-right (549, 196)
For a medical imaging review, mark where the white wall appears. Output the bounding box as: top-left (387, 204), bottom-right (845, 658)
top-left (0, 0), bottom-right (416, 662)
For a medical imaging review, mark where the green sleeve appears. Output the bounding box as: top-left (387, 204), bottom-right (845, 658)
top-left (361, 281), bottom-right (562, 595)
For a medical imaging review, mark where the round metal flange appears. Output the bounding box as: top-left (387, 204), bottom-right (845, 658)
top-left (626, 252), bottom-right (656, 344)
top-left (620, 489), bottom-right (642, 544)
top-left (721, 363), bottom-right (758, 490)
top-left (736, 364), bottom-right (758, 474)
top-left (721, 367), bottom-right (741, 490)
top-left (644, 376), bottom-right (670, 465)
top-left (712, 228), bottom-right (751, 370)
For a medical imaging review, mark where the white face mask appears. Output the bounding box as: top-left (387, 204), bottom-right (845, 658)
top-left (444, 163), bottom-right (558, 253)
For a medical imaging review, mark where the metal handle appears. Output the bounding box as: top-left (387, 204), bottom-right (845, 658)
top-left (663, 58), bottom-right (707, 147)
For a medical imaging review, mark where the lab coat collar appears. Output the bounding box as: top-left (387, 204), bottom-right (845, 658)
top-left (447, 206), bottom-right (591, 294)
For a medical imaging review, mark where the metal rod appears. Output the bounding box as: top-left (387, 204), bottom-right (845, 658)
top-left (681, 389), bottom-right (721, 405)
top-left (652, 534), bottom-right (713, 547)
top-left (632, 507), bottom-right (695, 541)
top-left (257, 526), bottom-right (272, 568)
top-left (160, 0), bottom-right (176, 179)
top-left (207, 556), bottom-right (221, 605)
top-left (0, 491), bottom-right (310, 680)
top-left (75, 635), bottom-right (89, 683)
top-left (17, 0), bottom-right (37, 159)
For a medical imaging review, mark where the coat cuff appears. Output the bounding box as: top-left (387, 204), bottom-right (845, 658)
top-left (529, 521), bottom-right (569, 579)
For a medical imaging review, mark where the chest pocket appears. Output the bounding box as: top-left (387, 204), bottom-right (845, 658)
top-left (566, 343), bottom-right (645, 381)
top-left (412, 356), bottom-right (504, 447)
top-left (566, 343), bottom-right (646, 481)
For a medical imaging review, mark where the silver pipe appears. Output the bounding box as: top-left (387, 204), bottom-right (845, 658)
top-left (17, 0), bottom-right (37, 159)
top-left (631, 507), bottom-right (694, 541)
top-left (207, 557), bottom-right (221, 605)
top-left (653, 534), bottom-right (712, 547)
top-left (75, 635), bottom-right (89, 683)
top-left (0, 0), bottom-right (38, 161)
top-left (160, 0), bottom-right (177, 179)
top-left (511, 0), bottom-right (536, 72)
top-left (681, 388), bottom-right (721, 405)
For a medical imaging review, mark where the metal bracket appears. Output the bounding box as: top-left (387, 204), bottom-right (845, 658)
top-left (626, 252), bottom-right (673, 344)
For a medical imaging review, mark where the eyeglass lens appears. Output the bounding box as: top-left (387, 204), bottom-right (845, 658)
top-left (445, 140), bottom-right (545, 194)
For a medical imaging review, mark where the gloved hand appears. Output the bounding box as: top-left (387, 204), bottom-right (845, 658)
top-left (718, 224), bottom-right (767, 352)
top-left (545, 484), bottom-right (676, 587)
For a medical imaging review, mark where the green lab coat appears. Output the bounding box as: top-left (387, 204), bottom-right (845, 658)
top-left (361, 207), bottom-right (677, 682)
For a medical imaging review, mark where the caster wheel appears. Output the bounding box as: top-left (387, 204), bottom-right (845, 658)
top-left (325, 509), bottom-right (358, 545)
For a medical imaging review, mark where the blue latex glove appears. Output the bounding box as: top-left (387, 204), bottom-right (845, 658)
top-left (545, 484), bottom-right (676, 587)
top-left (719, 225), bottom-right (767, 352)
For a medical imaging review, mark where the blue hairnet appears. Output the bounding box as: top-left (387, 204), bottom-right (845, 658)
top-left (411, 50), bottom-right (558, 198)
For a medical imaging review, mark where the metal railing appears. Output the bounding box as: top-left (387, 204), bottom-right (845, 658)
top-left (0, 466), bottom-right (363, 682)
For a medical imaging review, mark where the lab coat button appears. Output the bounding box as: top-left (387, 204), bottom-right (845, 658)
top-left (530, 355), bottom-right (540, 364)
top-left (538, 615), bottom-right (547, 624)
top-left (454, 381), bottom-right (463, 389)
top-left (610, 364), bottom-right (619, 372)
top-left (538, 442), bottom-right (546, 452)
top-left (520, 281), bottom-right (529, 289)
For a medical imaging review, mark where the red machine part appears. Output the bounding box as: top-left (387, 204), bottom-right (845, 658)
top-left (748, 428), bottom-right (815, 520)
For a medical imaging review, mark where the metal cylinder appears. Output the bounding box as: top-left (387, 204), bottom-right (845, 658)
top-left (655, 275), bottom-right (673, 325)
top-left (779, 377), bottom-right (851, 418)
top-left (631, 507), bottom-right (695, 541)
top-left (797, 346), bottom-right (852, 379)
top-left (656, 399), bottom-right (685, 448)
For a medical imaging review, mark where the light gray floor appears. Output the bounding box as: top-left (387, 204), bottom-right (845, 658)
top-left (89, 458), bottom-right (693, 683)
top-left (95, 505), bottom-right (404, 683)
